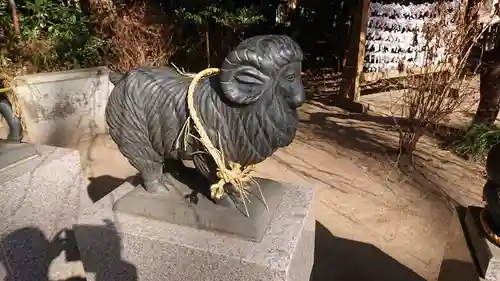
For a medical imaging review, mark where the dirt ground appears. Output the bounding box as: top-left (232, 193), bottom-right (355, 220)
top-left (1, 83), bottom-right (487, 280)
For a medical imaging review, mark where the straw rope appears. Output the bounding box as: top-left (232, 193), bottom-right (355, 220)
top-left (185, 68), bottom-right (258, 212)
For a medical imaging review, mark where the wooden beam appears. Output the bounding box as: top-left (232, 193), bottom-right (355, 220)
top-left (339, 0), bottom-right (370, 101)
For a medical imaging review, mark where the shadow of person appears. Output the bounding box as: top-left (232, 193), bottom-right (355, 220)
top-left (1, 227), bottom-right (57, 281)
top-left (73, 220), bottom-right (137, 281)
top-left (0, 223), bottom-right (136, 281)
top-left (311, 222), bottom-right (426, 281)
top-left (0, 227), bottom-right (86, 281)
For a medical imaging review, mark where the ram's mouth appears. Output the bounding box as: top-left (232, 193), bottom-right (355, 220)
top-left (289, 97), bottom-right (306, 109)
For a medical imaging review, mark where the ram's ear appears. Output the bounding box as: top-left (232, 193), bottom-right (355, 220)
top-left (220, 65), bottom-right (270, 105)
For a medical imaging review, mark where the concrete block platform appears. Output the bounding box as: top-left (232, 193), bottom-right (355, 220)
top-left (75, 182), bottom-right (315, 281)
top-left (0, 144), bottom-right (90, 281)
top-left (12, 67), bottom-right (113, 147)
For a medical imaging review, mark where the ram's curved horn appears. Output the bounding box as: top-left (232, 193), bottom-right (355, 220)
top-left (219, 35), bottom-right (303, 105)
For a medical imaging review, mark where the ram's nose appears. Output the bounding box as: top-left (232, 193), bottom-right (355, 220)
top-left (290, 81), bottom-right (306, 108)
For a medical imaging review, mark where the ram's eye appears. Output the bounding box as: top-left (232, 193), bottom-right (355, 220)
top-left (286, 73), bottom-right (295, 81)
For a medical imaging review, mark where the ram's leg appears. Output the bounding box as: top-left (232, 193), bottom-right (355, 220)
top-left (107, 114), bottom-right (166, 193)
top-left (118, 146), bottom-right (166, 193)
top-left (141, 164), bottom-right (168, 193)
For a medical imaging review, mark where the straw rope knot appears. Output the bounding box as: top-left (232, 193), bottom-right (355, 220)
top-left (211, 163), bottom-right (256, 199)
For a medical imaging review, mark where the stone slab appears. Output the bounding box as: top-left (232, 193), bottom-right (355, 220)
top-left (438, 206), bottom-right (482, 281)
top-left (12, 67), bottom-right (113, 146)
top-left (465, 206), bottom-right (500, 280)
top-left (0, 145), bottom-right (91, 281)
top-left (114, 177), bottom-right (289, 242)
top-left (75, 181), bottom-right (315, 281)
top-left (0, 142), bottom-right (39, 172)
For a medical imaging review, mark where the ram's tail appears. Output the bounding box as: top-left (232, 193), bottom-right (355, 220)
top-left (109, 71), bottom-right (125, 85)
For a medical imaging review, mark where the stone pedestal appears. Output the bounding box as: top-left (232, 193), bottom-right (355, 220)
top-left (75, 182), bottom-right (315, 281)
top-left (0, 145), bottom-right (90, 280)
top-left (465, 206), bottom-right (500, 281)
top-left (438, 206), bottom-right (482, 281)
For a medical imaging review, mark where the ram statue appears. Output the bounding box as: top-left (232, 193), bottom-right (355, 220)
top-left (105, 35), bottom-right (305, 220)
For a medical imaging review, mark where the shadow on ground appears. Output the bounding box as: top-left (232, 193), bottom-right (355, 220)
top-left (87, 174), bottom-right (141, 203)
top-left (299, 109), bottom-right (399, 158)
top-left (299, 106), bottom-right (483, 205)
top-left (74, 221), bottom-right (137, 281)
top-left (0, 223), bottom-right (136, 281)
top-left (311, 221), bottom-right (425, 281)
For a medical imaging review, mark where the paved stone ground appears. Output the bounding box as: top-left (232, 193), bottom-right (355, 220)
top-left (0, 95), bottom-right (486, 280)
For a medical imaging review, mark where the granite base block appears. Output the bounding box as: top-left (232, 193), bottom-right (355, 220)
top-left (438, 206), bottom-right (481, 281)
top-left (0, 145), bottom-right (90, 281)
top-left (465, 206), bottom-right (500, 281)
top-left (75, 182), bottom-right (315, 281)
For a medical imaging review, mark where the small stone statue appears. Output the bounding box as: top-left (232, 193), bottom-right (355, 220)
top-left (0, 78), bottom-right (22, 142)
top-left (482, 142), bottom-right (500, 242)
top-left (105, 34), bottom-right (305, 221)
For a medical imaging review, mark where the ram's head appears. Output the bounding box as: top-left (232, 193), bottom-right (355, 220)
top-left (219, 35), bottom-right (305, 109)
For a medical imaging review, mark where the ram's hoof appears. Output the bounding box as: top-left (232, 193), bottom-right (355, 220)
top-left (6, 134), bottom-right (22, 143)
top-left (143, 178), bottom-right (170, 193)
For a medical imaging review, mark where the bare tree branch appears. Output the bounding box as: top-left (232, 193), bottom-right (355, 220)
top-left (8, 0), bottom-right (20, 36)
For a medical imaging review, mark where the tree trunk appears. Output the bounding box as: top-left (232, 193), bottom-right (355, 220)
top-left (8, 0), bottom-right (20, 36)
top-left (397, 126), bottom-right (424, 171)
top-left (399, 129), bottom-right (423, 156)
top-left (474, 61), bottom-right (500, 125)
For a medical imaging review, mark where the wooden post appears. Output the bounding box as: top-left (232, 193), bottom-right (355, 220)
top-left (338, 0), bottom-right (370, 101)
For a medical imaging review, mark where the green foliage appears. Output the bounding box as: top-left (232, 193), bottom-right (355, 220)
top-left (0, 1), bottom-right (11, 29)
top-left (165, 0), bottom-right (268, 68)
top-left (454, 123), bottom-right (500, 161)
top-left (0, 0), bottom-right (107, 72)
top-left (176, 4), bottom-right (265, 28)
